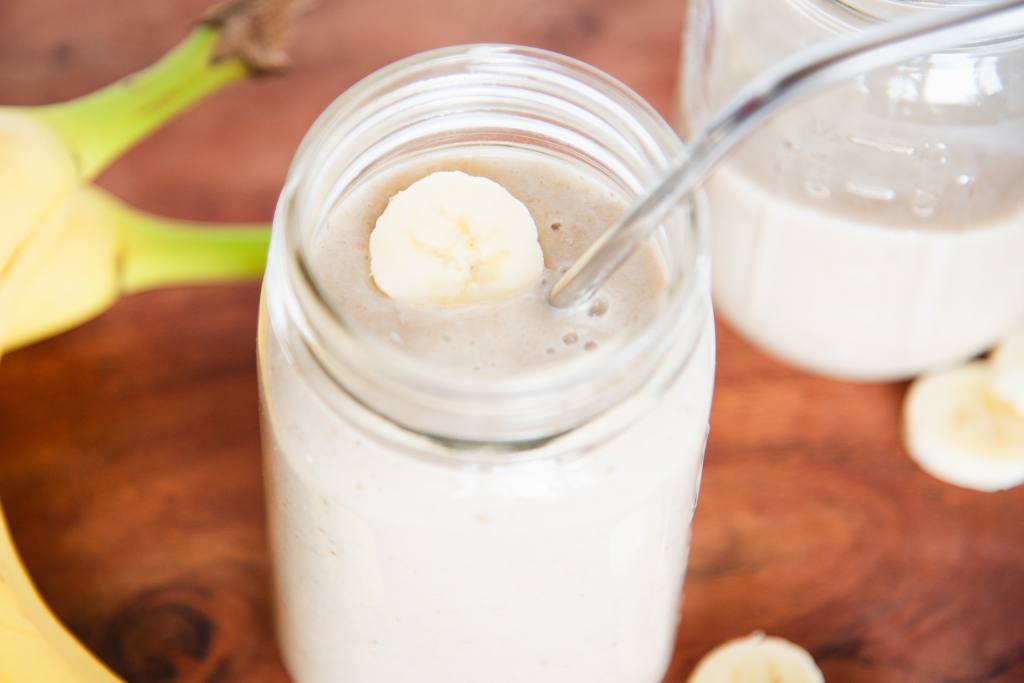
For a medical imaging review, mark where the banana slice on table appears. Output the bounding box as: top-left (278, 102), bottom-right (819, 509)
top-left (903, 361), bottom-right (1024, 492)
top-left (369, 171), bottom-right (544, 305)
top-left (992, 326), bottom-right (1024, 417)
top-left (688, 633), bottom-right (824, 683)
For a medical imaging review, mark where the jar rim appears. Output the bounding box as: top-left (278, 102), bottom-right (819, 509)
top-left (268, 44), bottom-right (711, 445)
top-left (805, 0), bottom-right (1020, 28)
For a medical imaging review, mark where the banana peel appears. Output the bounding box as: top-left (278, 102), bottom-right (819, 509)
top-left (2, 185), bottom-right (270, 351)
top-left (0, 1), bottom-right (298, 680)
top-left (0, 104), bottom-right (270, 353)
top-left (0, 499), bottom-right (122, 682)
top-left (0, 111), bottom-right (79, 272)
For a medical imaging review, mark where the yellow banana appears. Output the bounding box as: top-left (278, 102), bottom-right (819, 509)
top-left (0, 2), bottom-right (297, 678)
top-left (0, 0), bottom-right (297, 357)
top-left (14, 25), bottom-right (246, 184)
top-left (0, 498), bottom-right (122, 682)
top-left (2, 185), bottom-right (269, 351)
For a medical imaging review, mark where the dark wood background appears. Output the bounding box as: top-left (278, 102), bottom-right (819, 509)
top-left (1, 1), bottom-right (1022, 681)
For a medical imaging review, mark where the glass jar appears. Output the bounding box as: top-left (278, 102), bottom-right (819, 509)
top-left (680, 0), bottom-right (1024, 380)
top-left (259, 45), bottom-right (714, 683)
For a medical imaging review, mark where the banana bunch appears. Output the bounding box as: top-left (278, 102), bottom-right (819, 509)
top-left (0, 0), bottom-right (295, 357)
top-left (0, 2), bottom-right (295, 680)
top-left (904, 326), bottom-right (1024, 492)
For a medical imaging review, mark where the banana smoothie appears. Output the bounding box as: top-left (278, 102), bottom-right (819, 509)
top-left (709, 164), bottom-right (1024, 380)
top-left (260, 148), bottom-right (714, 683)
top-left (680, 0), bottom-right (1024, 380)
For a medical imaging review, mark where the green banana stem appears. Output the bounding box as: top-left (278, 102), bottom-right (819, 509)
top-left (107, 198), bottom-right (270, 294)
top-left (31, 26), bottom-right (247, 179)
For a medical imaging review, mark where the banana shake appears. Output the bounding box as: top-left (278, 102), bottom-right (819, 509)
top-left (679, 0), bottom-right (1024, 380)
top-left (260, 148), bottom-right (715, 683)
top-left (709, 164), bottom-right (1024, 380)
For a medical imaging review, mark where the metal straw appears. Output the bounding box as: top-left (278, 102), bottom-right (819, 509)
top-left (548, 0), bottom-right (1024, 309)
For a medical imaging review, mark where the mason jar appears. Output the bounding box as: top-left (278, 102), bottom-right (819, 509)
top-left (680, 0), bottom-right (1024, 380)
top-left (258, 45), bottom-right (715, 683)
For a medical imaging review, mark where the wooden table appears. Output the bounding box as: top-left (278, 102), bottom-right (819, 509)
top-left (1, 1), bottom-right (1022, 681)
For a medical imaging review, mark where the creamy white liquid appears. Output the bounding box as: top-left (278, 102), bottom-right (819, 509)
top-left (260, 150), bottom-right (715, 683)
top-left (709, 165), bottom-right (1024, 380)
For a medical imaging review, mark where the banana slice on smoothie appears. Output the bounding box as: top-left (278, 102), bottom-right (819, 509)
top-left (688, 633), bottom-right (824, 683)
top-left (369, 171), bottom-right (544, 305)
top-left (903, 361), bottom-right (1024, 492)
top-left (992, 326), bottom-right (1024, 416)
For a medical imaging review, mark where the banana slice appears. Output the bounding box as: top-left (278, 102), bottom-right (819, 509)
top-left (992, 326), bottom-right (1024, 417)
top-left (369, 171), bottom-right (544, 305)
top-left (688, 633), bottom-right (824, 683)
top-left (903, 361), bottom-right (1024, 492)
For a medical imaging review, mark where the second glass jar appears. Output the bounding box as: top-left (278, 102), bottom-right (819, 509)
top-left (680, 0), bottom-right (1024, 380)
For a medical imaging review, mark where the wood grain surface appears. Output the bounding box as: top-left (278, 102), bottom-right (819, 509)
top-left (1, 1), bottom-right (1022, 681)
